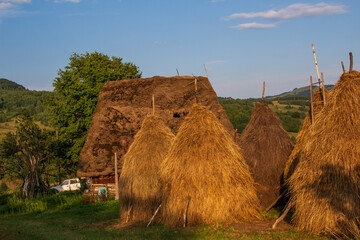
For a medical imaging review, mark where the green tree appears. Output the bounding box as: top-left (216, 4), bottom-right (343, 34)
top-left (48, 52), bottom-right (141, 173)
top-left (0, 114), bottom-right (54, 198)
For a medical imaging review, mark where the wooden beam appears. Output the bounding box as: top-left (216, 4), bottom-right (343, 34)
top-left (115, 152), bottom-right (119, 200)
top-left (310, 76), bottom-right (314, 124)
top-left (312, 43), bottom-right (321, 83)
top-left (183, 198), bottom-right (190, 228)
top-left (341, 61), bottom-right (345, 74)
top-left (262, 81), bottom-right (265, 103)
top-left (349, 52), bottom-right (353, 72)
top-left (147, 204), bottom-right (162, 227)
top-left (321, 72), bottom-right (326, 106)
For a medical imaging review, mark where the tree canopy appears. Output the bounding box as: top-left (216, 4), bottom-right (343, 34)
top-left (48, 52), bottom-right (142, 171)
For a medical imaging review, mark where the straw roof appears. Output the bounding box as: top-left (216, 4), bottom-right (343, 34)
top-left (239, 102), bottom-right (293, 207)
top-left (283, 88), bottom-right (328, 181)
top-left (77, 76), bottom-right (235, 178)
top-left (119, 114), bottom-right (175, 223)
top-left (160, 104), bottom-right (260, 226)
top-left (288, 71), bottom-right (360, 238)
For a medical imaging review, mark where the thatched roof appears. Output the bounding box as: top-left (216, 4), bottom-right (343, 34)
top-left (119, 114), bottom-right (174, 223)
top-left (283, 88), bottom-right (328, 181)
top-left (77, 76), bottom-right (236, 178)
top-left (238, 102), bottom-right (293, 207)
top-left (288, 71), bottom-right (360, 238)
top-left (160, 104), bottom-right (260, 226)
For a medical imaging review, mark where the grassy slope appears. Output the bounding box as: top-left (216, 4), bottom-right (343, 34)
top-left (0, 120), bottom-right (53, 141)
top-left (0, 192), bottom-right (326, 240)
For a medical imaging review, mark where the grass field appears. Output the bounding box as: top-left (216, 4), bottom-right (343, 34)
top-left (0, 192), bottom-right (327, 240)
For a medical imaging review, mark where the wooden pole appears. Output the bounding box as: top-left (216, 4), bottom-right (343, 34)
top-left (183, 198), bottom-right (190, 228)
top-left (272, 199), bottom-right (292, 229)
top-left (312, 43), bottom-right (321, 84)
top-left (147, 204), bottom-right (162, 227)
top-left (349, 52), bottom-right (353, 72)
top-left (321, 72), bottom-right (326, 106)
top-left (264, 193), bottom-right (284, 213)
top-left (152, 94), bottom-right (155, 115)
top-left (310, 76), bottom-right (314, 124)
top-left (341, 61), bottom-right (345, 73)
top-left (193, 76), bottom-right (198, 104)
top-left (176, 68), bottom-right (180, 76)
top-left (262, 81), bottom-right (265, 103)
top-left (203, 64), bottom-right (209, 79)
top-left (115, 152), bottom-right (119, 200)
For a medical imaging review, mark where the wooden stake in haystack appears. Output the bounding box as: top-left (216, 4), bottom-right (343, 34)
top-left (261, 81), bottom-right (265, 103)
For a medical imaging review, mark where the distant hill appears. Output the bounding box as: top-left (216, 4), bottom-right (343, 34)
top-left (0, 78), bottom-right (52, 125)
top-left (0, 78), bottom-right (26, 90)
top-left (267, 84), bottom-right (334, 98)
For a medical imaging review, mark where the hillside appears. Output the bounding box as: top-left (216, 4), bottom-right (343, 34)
top-left (0, 79), bottom-right (52, 125)
top-left (0, 78), bottom-right (26, 90)
top-left (268, 84), bottom-right (334, 98)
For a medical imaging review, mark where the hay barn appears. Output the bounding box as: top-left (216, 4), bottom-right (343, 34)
top-left (238, 102), bottom-right (293, 207)
top-left (288, 71), bottom-right (360, 238)
top-left (77, 76), bottom-right (236, 193)
top-left (119, 114), bottom-right (174, 223)
top-left (160, 104), bottom-right (260, 226)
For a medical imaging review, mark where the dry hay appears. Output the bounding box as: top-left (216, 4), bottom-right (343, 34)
top-left (288, 71), bottom-right (360, 238)
top-left (119, 114), bottom-right (175, 223)
top-left (283, 88), bottom-right (329, 181)
top-left (238, 102), bottom-right (293, 207)
top-left (160, 104), bottom-right (260, 226)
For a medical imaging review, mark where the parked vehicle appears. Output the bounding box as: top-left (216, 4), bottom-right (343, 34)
top-left (50, 178), bottom-right (81, 192)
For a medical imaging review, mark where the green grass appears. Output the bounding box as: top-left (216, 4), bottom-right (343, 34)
top-left (0, 192), bottom-right (328, 240)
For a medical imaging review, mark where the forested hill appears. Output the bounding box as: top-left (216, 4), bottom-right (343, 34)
top-left (0, 78), bottom-right (26, 90)
top-left (268, 84), bottom-right (334, 98)
top-left (0, 79), bottom-right (52, 125)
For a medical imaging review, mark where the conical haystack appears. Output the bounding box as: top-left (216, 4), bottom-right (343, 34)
top-left (283, 88), bottom-right (328, 181)
top-left (160, 104), bottom-right (260, 226)
top-left (119, 114), bottom-right (175, 223)
top-left (288, 71), bottom-right (360, 238)
top-left (239, 102), bottom-right (293, 207)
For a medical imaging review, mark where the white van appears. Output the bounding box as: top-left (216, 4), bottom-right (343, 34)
top-left (50, 178), bottom-right (81, 192)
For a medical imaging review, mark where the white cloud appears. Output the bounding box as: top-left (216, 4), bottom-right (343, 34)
top-left (230, 22), bottom-right (277, 30)
top-left (225, 3), bottom-right (346, 20)
top-left (0, 2), bottom-right (12, 10)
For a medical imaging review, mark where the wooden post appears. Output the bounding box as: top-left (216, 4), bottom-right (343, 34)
top-left (183, 198), bottom-right (190, 228)
top-left (115, 152), bottom-right (119, 200)
top-left (341, 61), bottom-right (345, 73)
top-left (272, 199), bottom-right (291, 229)
top-left (262, 81), bottom-right (265, 103)
top-left (176, 68), bottom-right (180, 76)
top-left (310, 76), bottom-right (314, 124)
top-left (312, 43), bottom-right (321, 83)
top-left (152, 94), bottom-right (155, 115)
top-left (349, 52), bottom-right (353, 72)
top-left (147, 204), bottom-right (162, 227)
top-left (203, 64), bottom-right (209, 79)
top-left (194, 77), bottom-right (198, 104)
top-left (321, 72), bottom-right (326, 106)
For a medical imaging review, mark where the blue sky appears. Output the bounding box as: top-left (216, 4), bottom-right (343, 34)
top-left (0, 0), bottom-right (359, 98)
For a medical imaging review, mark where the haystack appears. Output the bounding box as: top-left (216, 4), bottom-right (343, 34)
top-left (288, 71), bottom-right (360, 238)
top-left (160, 104), bottom-right (260, 226)
top-left (238, 102), bottom-right (293, 207)
top-left (283, 88), bottom-right (328, 181)
top-left (119, 114), bottom-right (175, 223)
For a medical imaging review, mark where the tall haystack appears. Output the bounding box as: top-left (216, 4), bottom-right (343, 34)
top-left (160, 104), bottom-right (260, 226)
top-left (283, 88), bottom-right (328, 181)
top-left (238, 102), bottom-right (293, 207)
top-left (288, 71), bottom-right (360, 238)
top-left (119, 114), bottom-right (175, 223)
